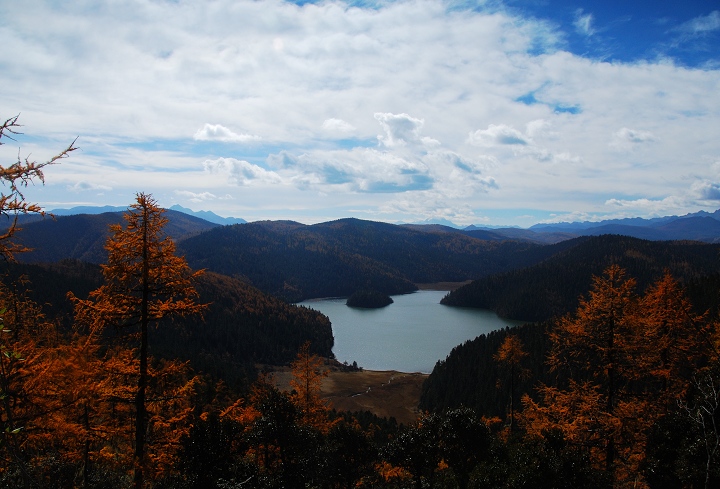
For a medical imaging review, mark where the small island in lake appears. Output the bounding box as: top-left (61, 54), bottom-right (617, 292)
top-left (346, 289), bottom-right (394, 308)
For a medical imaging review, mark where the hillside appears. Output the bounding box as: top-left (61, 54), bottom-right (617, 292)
top-left (10, 208), bottom-right (720, 306)
top-left (7, 213), bottom-right (557, 302)
top-left (1, 261), bottom-right (333, 391)
top-left (10, 210), bottom-right (219, 263)
top-left (177, 218), bottom-right (552, 302)
top-left (419, 322), bottom-right (550, 417)
top-left (441, 235), bottom-right (720, 321)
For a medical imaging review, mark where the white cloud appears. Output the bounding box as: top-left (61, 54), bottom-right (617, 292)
top-left (193, 123), bottom-right (261, 143)
top-left (67, 181), bottom-right (112, 192)
top-left (692, 180), bottom-right (720, 201)
top-left (277, 147), bottom-right (434, 193)
top-left (374, 113), bottom-right (431, 147)
top-left (468, 124), bottom-right (530, 147)
top-left (574, 10), bottom-right (596, 37)
top-left (675, 10), bottom-right (720, 35)
top-left (322, 118), bottom-right (355, 134)
top-left (614, 127), bottom-right (657, 144)
top-left (604, 196), bottom-right (689, 216)
top-left (525, 119), bottom-right (552, 138)
top-left (1, 1), bottom-right (719, 225)
top-left (175, 190), bottom-right (218, 202)
top-left (204, 158), bottom-right (282, 186)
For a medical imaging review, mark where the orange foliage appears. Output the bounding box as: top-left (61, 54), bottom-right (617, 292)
top-left (71, 193), bottom-right (207, 488)
top-left (636, 272), bottom-right (710, 406)
top-left (375, 460), bottom-right (412, 484)
top-left (494, 334), bottom-right (529, 430)
top-left (0, 114), bottom-right (77, 261)
top-left (521, 266), bottom-right (716, 488)
top-left (289, 341), bottom-right (335, 433)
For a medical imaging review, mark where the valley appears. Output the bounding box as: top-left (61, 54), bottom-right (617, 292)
top-left (3, 204), bottom-right (720, 488)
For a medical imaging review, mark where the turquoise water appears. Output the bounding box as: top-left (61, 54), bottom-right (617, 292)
top-left (299, 290), bottom-right (523, 373)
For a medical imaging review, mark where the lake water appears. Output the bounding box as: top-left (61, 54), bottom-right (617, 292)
top-left (298, 290), bottom-right (523, 373)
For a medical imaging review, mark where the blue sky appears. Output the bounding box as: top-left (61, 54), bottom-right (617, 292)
top-left (1, 0), bottom-right (719, 227)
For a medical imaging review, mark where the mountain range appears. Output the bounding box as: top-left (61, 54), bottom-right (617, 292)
top-left (464, 209), bottom-right (720, 244)
top-left (49, 204), bottom-right (246, 226)
top-left (47, 205), bottom-right (720, 243)
top-left (7, 204), bottom-right (720, 303)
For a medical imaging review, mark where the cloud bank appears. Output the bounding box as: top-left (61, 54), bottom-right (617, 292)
top-left (1, 0), bottom-right (719, 226)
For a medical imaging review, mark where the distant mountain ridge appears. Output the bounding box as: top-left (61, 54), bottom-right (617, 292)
top-left (47, 205), bottom-right (720, 242)
top-left (528, 210), bottom-right (720, 231)
top-left (12, 210), bottom-right (219, 263)
top-left (177, 217), bottom-right (546, 302)
top-left (50, 204), bottom-right (246, 226)
top-left (168, 204), bottom-right (246, 225)
top-left (465, 208), bottom-right (720, 243)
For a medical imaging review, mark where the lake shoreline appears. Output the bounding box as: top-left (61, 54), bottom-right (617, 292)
top-left (300, 290), bottom-right (516, 373)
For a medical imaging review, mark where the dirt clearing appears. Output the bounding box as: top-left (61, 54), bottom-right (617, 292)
top-left (268, 365), bottom-right (428, 425)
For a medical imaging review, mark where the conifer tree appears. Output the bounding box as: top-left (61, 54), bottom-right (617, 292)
top-left (494, 334), bottom-right (529, 431)
top-left (0, 115), bottom-right (76, 260)
top-left (637, 272), bottom-right (709, 408)
top-left (289, 341), bottom-right (333, 432)
top-left (0, 115), bottom-right (76, 485)
top-left (72, 193), bottom-right (206, 489)
top-left (523, 265), bottom-right (645, 485)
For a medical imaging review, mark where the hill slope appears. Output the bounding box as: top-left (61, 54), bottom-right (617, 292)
top-left (177, 218), bottom-right (549, 301)
top-left (10, 210), bottom-right (219, 263)
top-left (441, 235), bottom-right (720, 321)
top-left (2, 261), bottom-right (333, 391)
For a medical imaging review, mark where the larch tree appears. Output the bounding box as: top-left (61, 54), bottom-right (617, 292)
top-left (71, 193), bottom-right (206, 489)
top-left (494, 334), bottom-right (529, 432)
top-left (289, 341), bottom-right (333, 433)
top-left (522, 265), bottom-right (646, 486)
top-left (636, 272), bottom-right (709, 409)
top-left (0, 115), bottom-right (77, 260)
top-left (0, 115), bottom-right (76, 486)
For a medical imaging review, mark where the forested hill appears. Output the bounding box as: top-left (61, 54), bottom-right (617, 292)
top-left (14, 210), bottom-right (720, 306)
top-left (8, 211), bottom-right (566, 302)
top-left (10, 210), bottom-right (219, 263)
top-left (177, 218), bottom-right (555, 302)
top-left (441, 235), bottom-right (720, 322)
top-left (1, 261), bottom-right (333, 391)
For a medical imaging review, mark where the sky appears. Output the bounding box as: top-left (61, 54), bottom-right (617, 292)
top-left (1, 0), bottom-right (719, 228)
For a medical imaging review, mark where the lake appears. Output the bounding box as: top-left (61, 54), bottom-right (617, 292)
top-left (298, 290), bottom-right (523, 373)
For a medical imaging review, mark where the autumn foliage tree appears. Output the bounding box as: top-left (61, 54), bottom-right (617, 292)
top-left (289, 341), bottom-right (333, 433)
top-left (494, 334), bottom-right (529, 431)
top-left (0, 115), bottom-right (77, 485)
top-left (0, 114), bottom-right (77, 260)
top-left (521, 265), bottom-right (716, 487)
top-left (71, 193), bottom-right (206, 489)
top-left (637, 272), bottom-right (709, 409)
top-left (522, 265), bottom-right (648, 486)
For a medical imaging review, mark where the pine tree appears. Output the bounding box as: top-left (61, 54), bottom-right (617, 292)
top-left (71, 193), bottom-right (206, 489)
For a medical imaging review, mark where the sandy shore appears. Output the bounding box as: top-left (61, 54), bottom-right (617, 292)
top-left (268, 365), bottom-right (428, 425)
